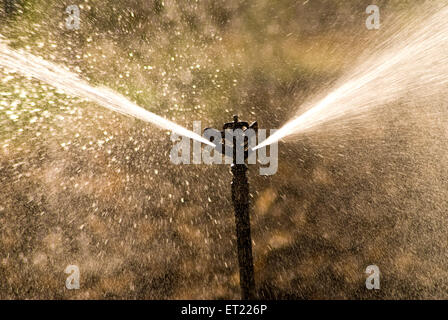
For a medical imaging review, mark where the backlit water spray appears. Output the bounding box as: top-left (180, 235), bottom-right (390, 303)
top-left (255, 4), bottom-right (448, 150)
top-left (0, 37), bottom-right (214, 147)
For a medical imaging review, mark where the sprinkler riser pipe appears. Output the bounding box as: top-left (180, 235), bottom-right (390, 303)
top-left (231, 164), bottom-right (256, 300)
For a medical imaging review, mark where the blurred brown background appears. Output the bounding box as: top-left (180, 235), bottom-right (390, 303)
top-left (0, 0), bottom-right (447, 299)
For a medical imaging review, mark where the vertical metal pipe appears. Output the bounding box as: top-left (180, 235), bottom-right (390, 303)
top-left (231, 163), bottom-right (255, 300)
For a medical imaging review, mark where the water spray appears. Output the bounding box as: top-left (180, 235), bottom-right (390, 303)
top-left (253, 5), bottom-right (448, 150)
top-left (0, 39), bottom-right (213, 147)
top-left (204, 115), bottom-right (258, 300)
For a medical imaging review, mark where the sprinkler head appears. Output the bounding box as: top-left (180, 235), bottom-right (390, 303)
top-left (204, 115), bottom-right (258, 164)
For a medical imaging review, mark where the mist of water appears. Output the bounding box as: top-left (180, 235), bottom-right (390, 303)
top-left (255, 5), bottom-right (448, 150)
top-left (0, 37), bottom-right (214, 147)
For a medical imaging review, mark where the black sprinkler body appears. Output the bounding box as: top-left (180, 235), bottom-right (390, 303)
top-left (204, 115), bottom-right (257, 300)
top-left (204, 115), bottom-right (258, 163)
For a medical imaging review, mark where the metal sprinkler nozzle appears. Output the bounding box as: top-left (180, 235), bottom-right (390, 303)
top-left (204, 115), bottom-right (257, 300)
top-left (204, 115), bottom-right (258, 165)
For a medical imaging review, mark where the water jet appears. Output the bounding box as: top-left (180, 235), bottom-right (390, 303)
top-left (254, 5), bottom-right (448, 150)
top-left (0, 38), bottom-right (214, 147)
